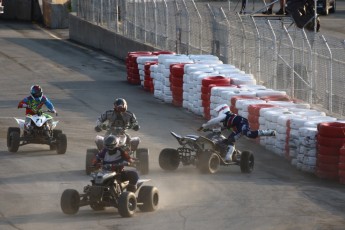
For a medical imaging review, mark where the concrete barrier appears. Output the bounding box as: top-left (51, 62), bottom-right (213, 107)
top-left (69, 13), bottom-right (155, 61)
top-left (43, 0), bottom-right (69, 29)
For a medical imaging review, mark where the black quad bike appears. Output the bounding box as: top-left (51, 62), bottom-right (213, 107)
top-left (85, 126), bottom-right (149, 175)
top-left (61, 163), bottom-right (159, 218)
top-left (159, 128), bottom-right (254, 174)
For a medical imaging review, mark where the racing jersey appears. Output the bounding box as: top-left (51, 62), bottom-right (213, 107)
top-left (18, 96), bottom-right (55, 115)
top-left (96, 110), bottom-right (138, 129)
top-left (96, 147), bottom-right (131, 170)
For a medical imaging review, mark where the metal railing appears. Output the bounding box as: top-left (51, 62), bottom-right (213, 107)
top-left (75, 0), bottom-right (345, 118)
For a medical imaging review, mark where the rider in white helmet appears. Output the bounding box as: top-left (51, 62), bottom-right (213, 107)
top-left (198, 104), bottom-right (276, 162)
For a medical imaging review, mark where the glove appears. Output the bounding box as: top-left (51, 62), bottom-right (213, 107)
top-left (101, 124), bottom-right (107, 130)
top-left (132, 125), bottom-right (140, 131)
top-left (197, 126), bottom-right (204, 132)
top-left (52, 109), bottom-right (58, 116)
top-left (23, 104), bottom-right (31, 109)
top-left (94, 126), bottom-right (102, 132)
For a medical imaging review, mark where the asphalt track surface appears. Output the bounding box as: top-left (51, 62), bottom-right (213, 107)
top-left (1, 20), bottom-right (345, 230)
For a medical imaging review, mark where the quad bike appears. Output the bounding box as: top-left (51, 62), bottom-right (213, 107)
top-left (7, 110), bottom-right (67, 154)
top-left (85, 126), bottom-right (149, 175)
top-left (159, 128), bottom-right (254, 174)
top-left (61, 162), bottom-right (159, 217)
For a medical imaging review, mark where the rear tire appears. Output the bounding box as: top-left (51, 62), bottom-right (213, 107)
top-left (159, 148), bottom-right (180, 171)
top-left (137, 186), bottom-right (159, 212)
top-left (118, 192), bottom-right (137, 217)
top-left (198, 151), bottom-right (220, 174)
top-left (136, 148), bottom-right (149, 175)
top-left (86, 149), bottom-right (98, 175)
top-left (240, 151), bottom-right (254, 173)
top-left (7, 128), bottom-right (20, 153)
top-left (56, 133), bottom-right (67, 154)
top-left (61, 189), bottom-right (80, 215)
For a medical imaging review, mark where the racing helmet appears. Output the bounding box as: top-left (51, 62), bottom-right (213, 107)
top-left (103, 135), bottom-right (118, 151)
top-left (114, 98), bottom-right (127, 113)
top-left (214, 104), bottom-right (231, 117)
top-left (30, 85), bottom-right (43, 101)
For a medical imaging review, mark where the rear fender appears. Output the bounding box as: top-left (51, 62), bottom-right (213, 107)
top-left (95, 135), bottom-right (104, 150)
top-left (130, 137), bottom-right (140, 151)
top-left (137, 179), bottom-right (151, 190)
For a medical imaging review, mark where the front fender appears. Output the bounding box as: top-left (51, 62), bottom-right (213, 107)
top-left (51, 120), bottom-right (59, 129)
top-left (14, 118), bottom-right (25, 130)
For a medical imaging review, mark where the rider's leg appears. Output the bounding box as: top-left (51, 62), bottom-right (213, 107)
top-left (122, 170), bottom-right (139, 192)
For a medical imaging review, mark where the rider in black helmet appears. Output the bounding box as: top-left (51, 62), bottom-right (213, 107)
top-left (93, 135), bottom-right (139, 192)
top-left (95, 98), bottom-right (139, 133)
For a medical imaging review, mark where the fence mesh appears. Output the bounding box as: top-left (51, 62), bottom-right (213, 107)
top-left (75, 0), bottom-right (345, 118)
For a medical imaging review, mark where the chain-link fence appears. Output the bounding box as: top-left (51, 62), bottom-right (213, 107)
top-left (75, 0), bottom-right (345, 118)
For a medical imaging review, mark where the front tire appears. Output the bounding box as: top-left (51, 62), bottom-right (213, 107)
top-left (240, 151), bottom-right (254, 173)
top-left (137, 186), bottom-right (159, 212)
top-left (198, 151), bottom-right (220, 174)
top-left (86, 149), bottom-right (98, 175)
top-left (61, 189), bottom-right (80, 215)
top-left (137, 148), bottom-right (149, 175)
top-left (7, 128), bottom-right (20, 153)
top-left (118, 191), bottom-right (137, 218)
top-left (159, 148), bottom-right (180, 171)
top-left (50, 130), bottom-right (62, 150)
top-left (56, 133), bottom-right (67, 154)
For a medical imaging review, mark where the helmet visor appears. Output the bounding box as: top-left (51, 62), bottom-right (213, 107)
top-left (114, 105), bottom-right (126, 112)
top-left (32, 92), bottom-right (42, 99)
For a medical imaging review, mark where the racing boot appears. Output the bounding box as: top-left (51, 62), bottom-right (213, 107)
top-left (127, 184), bottom-right (137, 193)
top-left (258, 129), bottom-right (276, 137)
top-left (225, 145), bottom-right (235, 163)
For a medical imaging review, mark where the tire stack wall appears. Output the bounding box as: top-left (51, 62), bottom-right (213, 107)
top-left (340, 144), bottom-right (345, 184)
top-left (316, 122), bottom-right (345, 180)
top-left (126, 52), bottom-right (153, 85)
top-left (143, 61), bottom-right (158, 93)
top-left (201, 77), bottom-right (231, 119)
top-left (170, 64), bottom-right (186, 107)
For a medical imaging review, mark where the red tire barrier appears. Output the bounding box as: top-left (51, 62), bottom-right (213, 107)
top-left (317, 153), bottom-right (339, 164)
top-left (317, 144), bottom-right (340, 156)
top-left (202, 76), bottom-right (230, 88)
top-left (316, 135), bottom-right (345, 148)
top-left (247, 104), bottom-right (276, 116)
top-left (230, 95), bottom-right (259, 107)
top-left (317, 122), bottom-right (345, 138)
top-left (260, 95), bottom-right (291, 102)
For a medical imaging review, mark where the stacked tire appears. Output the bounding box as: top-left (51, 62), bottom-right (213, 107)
top-left (230, 95), bottom-right (259, 114)
top-left (143, 61), bottom-right (158, 93)
top-left (316, 122), bottom-right (345, 181)
top-left (126, 52), bottom-right (153, 85)
top-left (340, 144), bottom-right (345, 184)
top-left (170, 64), bottom-right (185, 107)
top-left (201, 76), bottom-right (231, 119)
top-left (247, 104), bottom-right (277, 130)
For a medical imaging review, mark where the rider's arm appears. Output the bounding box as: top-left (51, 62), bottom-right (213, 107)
top-left (18, 97), bottom-right (29, 108)
top-left (202, 114), bottom-right (226, 129)
top-left (43, 96), bottom-right (56, 113)
top-left (127, 111), bottom-right (139, 130)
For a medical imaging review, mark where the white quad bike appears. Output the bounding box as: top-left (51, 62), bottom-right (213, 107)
top-left (85, 126), bottom-right (149, 175)
top-left (7, 110), bottom-right (67, 154)
top-left (61, 162), bottom-right (159, 217)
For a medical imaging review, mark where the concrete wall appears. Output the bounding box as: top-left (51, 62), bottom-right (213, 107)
top-left (69, 13), bottom-right (155, 61)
